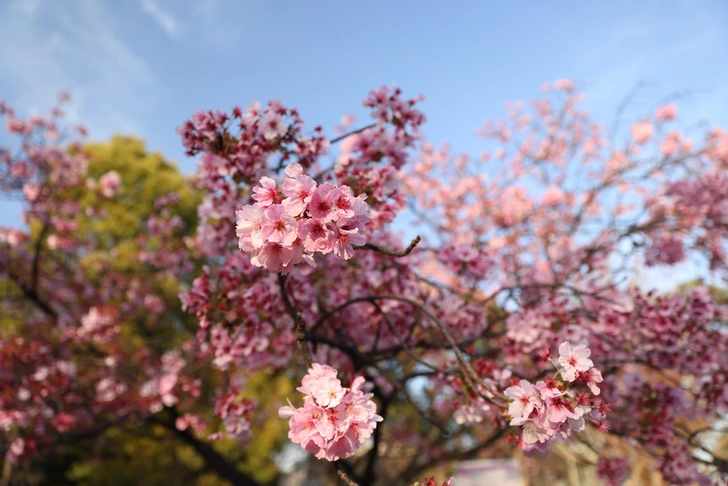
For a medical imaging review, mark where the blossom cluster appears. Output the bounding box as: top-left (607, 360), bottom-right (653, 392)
top-left (504, 342), bottom-right (606, 447)
top-left (411, 477), bottom-right (455, 486)
top-left (207, 389), bottom-right (256, 442)
top-left (236, 163), bottom-right (369, 273)
top-left (278, 363), bottom-right (382, 461)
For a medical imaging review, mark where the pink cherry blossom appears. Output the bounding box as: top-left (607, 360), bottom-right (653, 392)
top-left (279, 365), bottom-right (382, 461)
top-left (558, 342), bottom-right (594, 382)
top-left (252, 176), bottom-right (281, 208)
top-left (504, 379), bottom-right (542, 425)
top-left (282, 171), bottom-right (317, 217)
top-left (99, 170), bottom-right (121, 197)
top-left (261, 204), bottom-right (297, 246)
top-left (631, 120), bottom-right (653, 144)
top-left (235, 205), bottom-right (264, 251)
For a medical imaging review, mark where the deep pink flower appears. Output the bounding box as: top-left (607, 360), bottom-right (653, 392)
top-left (308, 183), bottom-right (336, 221)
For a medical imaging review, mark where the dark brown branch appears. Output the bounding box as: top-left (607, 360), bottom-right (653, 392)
top-left (336, 463), bottom-right (360, 486)
top-left (5, 268), bottom-right (57, 318)
top-left (153, 411), bottom-right (261, 486)
top-left (31, 221), bottom-right (50, 291)
top-left (329, 124), bottom-right (376, 145)
top-left (361, 235), bottom-right (421, 258)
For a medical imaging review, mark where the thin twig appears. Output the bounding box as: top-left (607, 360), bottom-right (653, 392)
top-left (329, 124), bottom-right (376, 145)
top-left (336, 464), bottom-right (360, 486)
top-left (361, 235), bottom-right (421, 257)
top-left (295, 314), bottom-right (314, 368)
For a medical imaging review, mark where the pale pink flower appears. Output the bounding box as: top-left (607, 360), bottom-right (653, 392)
top-left (261, 204), bottom-right (297, 246)
top-left (252, 176), bottom-right (280, 209)
top-left (298, 219), bottom-right (333, 254)
top-left (297, 364), bottom-right (345, 408)
top-left (326, 186), bottom-right (361, 220)
top-left (553, 79), bottom-right (574, 92)
top-left (631, 120), bottom-right (653, 144)
top-left (580, 367), bottom-right (603, 395)
top-left (521, 421), bottom-right (552, 444)
top-left (542, 186), bottom-right (565, 206)
top-left (656, 103), bottom-right (677, 121)
top-left (282, 173), bottom-right (317, 217)
top-left (298, 363), bottom-right (339, 390)
top-left (329, 222), bottom-right (366, 260)
top-left (99, 170), bottom-right (121, 197)
top-left (545, 396), bottom-right (579, 423)
top-left (284, 162), bottom-right (303, 178)
top-left (241, 100), bottom-right (261, 127)
top-left (504, 379), bottom-right (542, 425)
top-left (279, 365), bottom-right (382, 461)
top-left (558, 342), bottom-right (594, 382)
top-left (236, 205), bottom-right (264, 251)
top-left (23, 183), bottom-right (40, 202)
top-left (260, 110), bottom-right (288, 140)
top-left (251, 241), bottom-right (293, 272)
top-left (535, 379), bottom-right (565, 400)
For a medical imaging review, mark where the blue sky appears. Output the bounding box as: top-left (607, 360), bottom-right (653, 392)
top-left (2, 0), bottom-right (728, 280)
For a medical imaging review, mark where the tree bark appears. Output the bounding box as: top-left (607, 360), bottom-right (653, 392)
top-left (154, 413), bottom-right (261, 486)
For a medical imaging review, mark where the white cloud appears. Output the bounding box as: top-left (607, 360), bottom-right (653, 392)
top-left (0, 0), bottom-right (157, 137)
top-left (140, 0), bottom-right (178, 37)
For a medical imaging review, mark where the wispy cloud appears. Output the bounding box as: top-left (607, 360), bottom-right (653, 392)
top-left (0, 0), bottom-right (157, 137)
top-left (140, 0), bottom-right (178, 38)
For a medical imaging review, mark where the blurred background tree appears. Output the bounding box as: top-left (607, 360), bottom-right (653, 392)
top-left (1, 136), bottom-right (291, 486)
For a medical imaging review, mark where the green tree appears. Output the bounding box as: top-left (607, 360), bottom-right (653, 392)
top-left (5, 136), bottom-right (290, 486)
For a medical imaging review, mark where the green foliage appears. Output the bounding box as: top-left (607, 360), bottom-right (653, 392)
top-left (8, 136), bottom-right (291, 485)
top-left (73, 135), bottom-right (199, 247)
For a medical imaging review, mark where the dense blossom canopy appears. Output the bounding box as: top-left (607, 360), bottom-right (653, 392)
top-left (2, 80), bottom-right (728, 485)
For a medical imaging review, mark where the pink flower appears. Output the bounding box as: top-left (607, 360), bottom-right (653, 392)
top-left (631, 120), bottom-right (653, 144)
top-left (241, 100), bottom-right (261, 127)
top-left (656, 103), bottom-right (677, 121)
top-left (279, 365), bottom-right (382, 461)
top-left (542, 186), bottom-right (565, 206)
top-left (251, 241), bottom-right (293, 272)
top-left (260, 109), bottom-right (288, 140)
top-left (236, 166), bottom-right (369, 272)
top-left (545, 396), bottom-right (578, 423)
top-left (326, 186), bottom-right (359, 220)
top-left (261, 204), bottom-right (297, 246)
top-left (236, 205), bottom-right (264, 251)
top-left (297, 363), bottom-right (346, 408)
top-left (578, 368), bottom-right (604, 396)
top-left (99, 170), bottom-right (121, 197)
top-left (252, 176), bottom-right (280, 209)
top-left (553, 79), bottom-right (574, 92)
top-left (558, 342), bottom-right (594, 382)
top-left (308, 183), bottom-right (336, 221)
top-left (282, 172), bottom-right (317, 217)
top-left (23, 184), bottom-right (40, 202)
top-left (504, 379), bottom-right (542, 425)
top-left (329, 222), bottom-right (366, 260)
top-left (298, 219), bottom-right (333, 254)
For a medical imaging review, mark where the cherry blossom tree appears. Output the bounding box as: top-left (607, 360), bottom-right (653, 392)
top-left (3, 80), bottom-right (728, 485)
